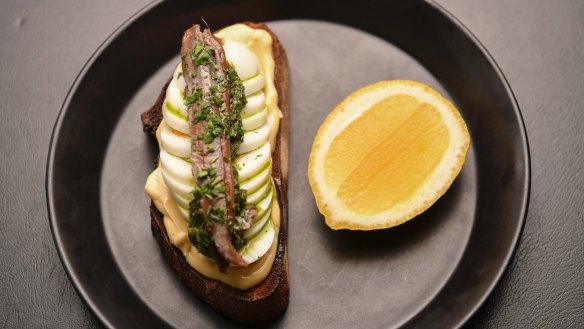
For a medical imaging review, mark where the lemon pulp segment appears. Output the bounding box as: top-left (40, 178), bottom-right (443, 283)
top-left (326, 95), bottom-right (449, 214)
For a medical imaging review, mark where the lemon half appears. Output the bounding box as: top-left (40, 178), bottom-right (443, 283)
top-left (308, 80), bottom-right (470, 230)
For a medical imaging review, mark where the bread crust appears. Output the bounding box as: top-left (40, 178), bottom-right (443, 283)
top-left (142, 22), bottom-right (289, 325)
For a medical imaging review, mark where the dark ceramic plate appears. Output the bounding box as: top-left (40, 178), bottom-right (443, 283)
top-left (47, 1), bottom-right (529, 328)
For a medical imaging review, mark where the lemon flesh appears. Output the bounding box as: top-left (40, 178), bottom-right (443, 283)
top-left (309, 80), bottom-right (470, 230)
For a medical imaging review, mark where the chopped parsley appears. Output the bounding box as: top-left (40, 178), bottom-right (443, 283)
top-left (184, 87), bottom-right (202, 107)
top-left (191, 40), bottom-right (215, 66)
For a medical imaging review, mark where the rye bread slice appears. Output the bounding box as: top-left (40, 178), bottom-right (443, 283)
top-left (141, 22), bottom-right (290, 325)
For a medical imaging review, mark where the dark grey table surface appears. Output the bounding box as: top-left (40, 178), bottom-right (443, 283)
top-left (1, 0), bottom-right (583, 328)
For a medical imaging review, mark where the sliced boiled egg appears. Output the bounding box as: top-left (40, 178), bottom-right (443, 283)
top-left (159, 150), bottom-right (194, 184)
top-left (160, 124), bottom-right (190, 159)
top-left (243, 74), bottom-right (266, 96)
top-left (254, 183), bottom-right (274, 219)
top-left (223, 40), bottom-right (260, 80)
top-left (242, 90), bottom-right (266, 118)
top-left (243, 208), bottom-right (272, 239)
top-left (238, 122), bottom-right (270, 154)
top-left (246, 179), bottom-right (271, 205)
top-left (165, 78), bottom-right (189, 119)
top-left (162, 101), bottom-right (189, 134)
top-left (173, 64), bottom-right (186, 92)
top-left (171, 191), bottom-right (192, 210)
top-left (240, 219), bottom-right (275, 263)
top-left (176, 204), bottom-right (189, 220)
top-left (240, 160), bottom-right (272, 194)
top-left (234, 142), bottom-right (271, 181)
top-left (242, 107), bottom-right (268, 131)
top-left (161, 169), bottom-right (193, 199)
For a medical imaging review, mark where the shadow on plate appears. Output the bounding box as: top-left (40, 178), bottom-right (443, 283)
top-left (316, 175), bottom-right (465, 263)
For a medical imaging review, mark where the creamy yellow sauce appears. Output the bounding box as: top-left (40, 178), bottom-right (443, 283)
top-left (144, 25), bottom-right (282, 290)
top-left (145, 165), bottom-right (280, 290)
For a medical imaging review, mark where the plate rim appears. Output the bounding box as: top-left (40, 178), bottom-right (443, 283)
top-left (400, 0), bottom-right (531, 328)
top-left (46, 0), bottom-right (531, 328)
top-left (425, 2), bottom-right (530, 327)
top-left (46, 1), bottom-right (164, 328)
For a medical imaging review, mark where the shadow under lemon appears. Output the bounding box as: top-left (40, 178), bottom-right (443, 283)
top-left (314, 174), bottom-right (466, 263)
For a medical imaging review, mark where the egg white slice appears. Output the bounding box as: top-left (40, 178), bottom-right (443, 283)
top-left (177, 204), bottom-right (189, 220)
top-left (173, 64), bottom-right (186, 92)
top-left (160, 166), bottom-right (194, 198)
top-left (240, 219), bottom-right (275, 264)
top-left (223, 40), bottom-right (260, 80)
top-left (160, 124), bottom-right (190, 159)
top-left (254, 183), bottom-right (274, 220)
top-left (235, 142), bottom-right (271, 181)
top-left (171, 191), bottom-right (192, 210)
top-left (239, 160), bottom-right (272, 194)
top-left (166, 78), bottom-right (188, 118)
top-left (242, 107), bottom-right (267, 131)
top-left (159, 150), bottom-right (194, 184)
top-left (162, 101), bottom-right (189, 134)
top-left (243, 209), bottom-right (271, 239)
top-left (246, 180), bottom-right (271, 205)
top-left (242, 74), bottom-right (266, 96)
top-left (242, 90), bottom-right (265, 118)
top-left (238, 122), bottom-right (270, 154)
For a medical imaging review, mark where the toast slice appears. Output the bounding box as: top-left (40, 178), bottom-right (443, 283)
top-left (141, 22), bottom-right (290, 325)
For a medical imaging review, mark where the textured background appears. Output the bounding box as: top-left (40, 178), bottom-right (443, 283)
top-left (1, 0), bottom-right (583, 328)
